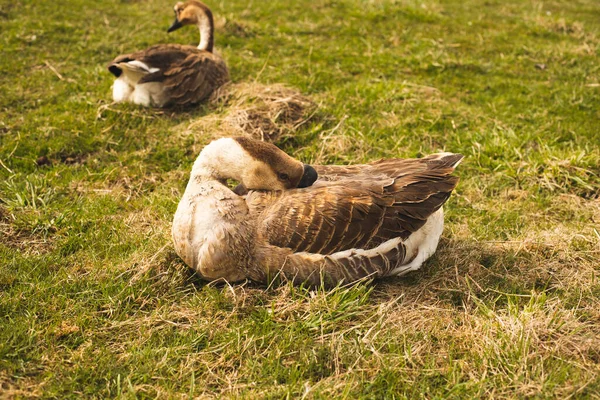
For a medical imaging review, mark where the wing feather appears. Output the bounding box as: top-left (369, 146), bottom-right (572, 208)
top-left (257, 181), bottom-right (393, 254)
top-left (254, 154), bottom-right (462, 255)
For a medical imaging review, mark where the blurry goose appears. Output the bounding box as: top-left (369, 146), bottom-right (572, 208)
top-left (107, 0), bottom-right (229, 107)
top-left (172, 137), bottom-right (463, 286)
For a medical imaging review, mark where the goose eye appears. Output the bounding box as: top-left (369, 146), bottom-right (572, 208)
top-left (277, 172), bottom-right (289, 181)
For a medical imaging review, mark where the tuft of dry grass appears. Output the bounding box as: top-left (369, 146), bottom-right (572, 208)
top-left (176, 82), bottom-right (317, 143)
top-left (0, 205), bottom-right (55, 256)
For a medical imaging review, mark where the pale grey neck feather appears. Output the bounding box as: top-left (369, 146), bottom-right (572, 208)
top-left (196, 10), bottom-right (212, 50)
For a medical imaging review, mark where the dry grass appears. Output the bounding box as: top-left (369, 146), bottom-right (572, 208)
top-left (176, 82), bottom-right (317, 143)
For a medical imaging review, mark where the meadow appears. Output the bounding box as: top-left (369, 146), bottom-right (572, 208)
top-left (1, 0), bottom-right (599, 398)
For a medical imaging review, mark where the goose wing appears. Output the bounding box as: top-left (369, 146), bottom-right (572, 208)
top-left (251, 153), bottom-right (462, 255)
top-left (314, 154), bottom-right (461, 181)
top-left (108, 44), bottom-right (190, 77)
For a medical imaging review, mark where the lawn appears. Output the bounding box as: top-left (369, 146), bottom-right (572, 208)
top-left (1, 0), bottom-right (599, 398)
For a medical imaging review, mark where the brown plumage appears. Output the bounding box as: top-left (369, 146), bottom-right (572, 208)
top-left (108, 1), bottom-right (229, 107)
top-left (172, 138), bottom-right (463, 287)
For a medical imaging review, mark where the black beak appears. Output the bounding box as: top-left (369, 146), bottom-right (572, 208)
top-left (298, 164), bottom-right (318, 188)
top-left (167, 18), bottom-right (183, 33)
top-left (232, 183), bottom-right (248, 196)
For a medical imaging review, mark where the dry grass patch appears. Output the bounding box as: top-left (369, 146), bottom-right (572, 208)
top-left (0, 204), bottom-right (11, 240)
top-left (69, 169), bottom-right (186, 203)
top-left (0, 207), bottom-right (56, 256)
top-left (530, 14), bottom-right (588, 39)
top-left (0, 371), bottom-right (45, 399)
top-left (176, 82), bottom-right (317, 143)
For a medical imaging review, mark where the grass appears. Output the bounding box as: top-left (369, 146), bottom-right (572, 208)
top-left (1, 0), bottom-right (599, 397)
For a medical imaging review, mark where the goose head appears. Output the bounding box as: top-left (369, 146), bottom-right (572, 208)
top-left (193, 137), bottom-right (318, 191)
top-left (168, 1), bottom-right (215, 51)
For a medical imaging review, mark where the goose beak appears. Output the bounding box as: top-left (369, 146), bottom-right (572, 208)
top-left (167, 18), bottom-right (183, 33)
top-left (298, 164), bottom-right (318, 188)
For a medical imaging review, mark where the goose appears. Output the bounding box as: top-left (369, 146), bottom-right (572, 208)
top-left (172, 137), bottom-right (463, 287)
top-left (107, 0), bottom-right (229, 107)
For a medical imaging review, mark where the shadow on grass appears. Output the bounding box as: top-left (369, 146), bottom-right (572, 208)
top-left (378, 236), bottom-right (590, 308)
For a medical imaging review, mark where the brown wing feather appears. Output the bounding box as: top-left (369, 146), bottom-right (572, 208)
top-left (314, 154), bottom-right (462, 181)
top-left (254, 181), bottom-right (390, 254)
top-left (108, 44), bottom-right (191, 76)
top-left (253, 154), bottom-right (462, 255)
top-left (140, 49), bottom-right (229, 106)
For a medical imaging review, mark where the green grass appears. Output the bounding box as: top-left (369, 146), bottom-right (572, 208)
top-left (1, 0), bottom-right (599, 397)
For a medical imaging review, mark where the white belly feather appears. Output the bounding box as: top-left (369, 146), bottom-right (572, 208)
top-left (389, 207), bottom-right (445, 276)
top-left (111, 61), bottom-right (166, 107)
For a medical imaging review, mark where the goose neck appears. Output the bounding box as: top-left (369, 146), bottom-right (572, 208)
top-left (195, 7), bottom-right (214, 52)
top-left (190, 163), bottom-right (222, 185)
top-left (190, 138), bottom-right (246, 184)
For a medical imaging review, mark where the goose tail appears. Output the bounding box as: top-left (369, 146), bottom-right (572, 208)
top-left (425, 152), bottom-right (464, 169)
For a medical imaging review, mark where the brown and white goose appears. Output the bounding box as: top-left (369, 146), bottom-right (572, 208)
top-left (172, 137), bottom-right (463, 287)
top-left (108, 1), bottom-right (229, 107)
